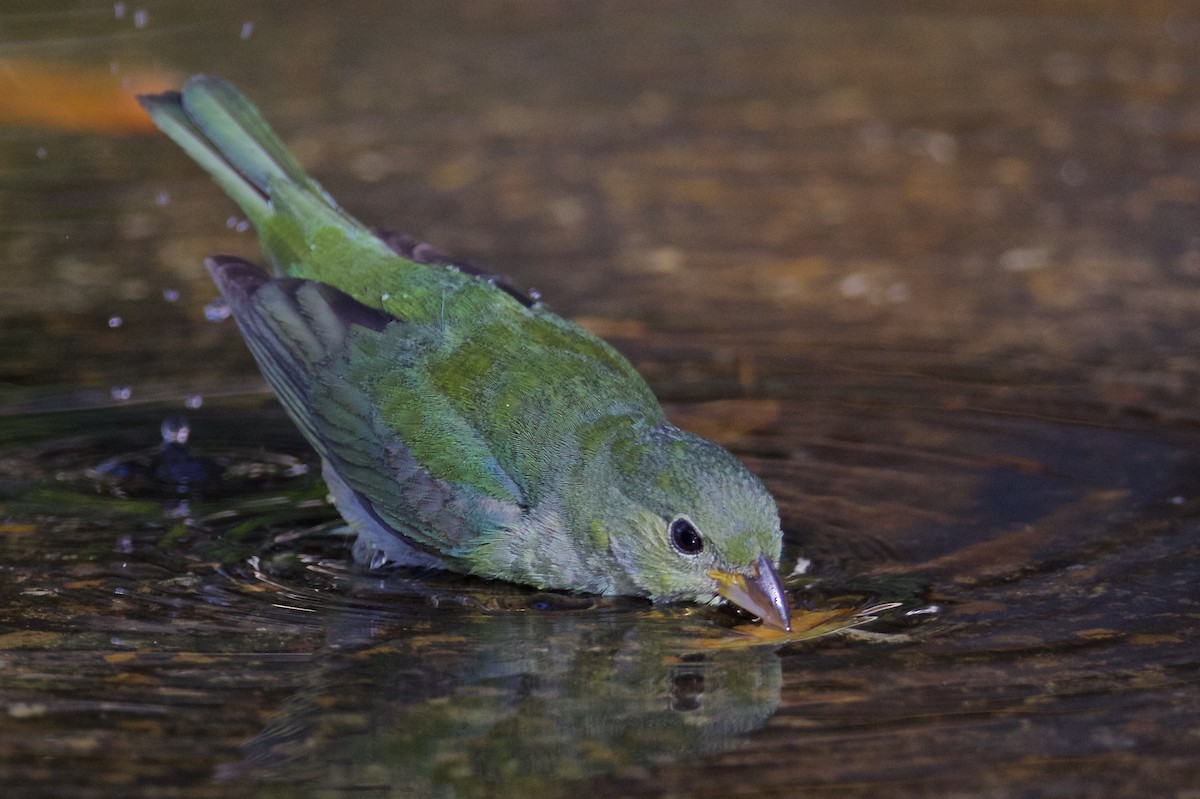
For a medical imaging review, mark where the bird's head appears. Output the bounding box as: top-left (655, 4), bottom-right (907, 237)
top-left (598, 422), bottom-right (791, 630)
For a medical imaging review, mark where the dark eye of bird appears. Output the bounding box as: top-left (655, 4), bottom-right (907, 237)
top-left (669, 517), bottom-right (704, 555)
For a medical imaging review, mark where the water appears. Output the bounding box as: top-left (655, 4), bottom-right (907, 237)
top-left (2, 2), bottom-right (1200, 797)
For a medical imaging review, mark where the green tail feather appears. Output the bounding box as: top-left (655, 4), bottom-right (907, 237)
top-left (173, 75), bottom-right (323, 200)
top-left (138, 75), bottom-right (388, 278)
top-left (137, 84), bottom-right (272, 227)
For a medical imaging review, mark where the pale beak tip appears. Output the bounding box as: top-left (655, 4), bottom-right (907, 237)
top-left (710, 551), bottom-right (793, 632)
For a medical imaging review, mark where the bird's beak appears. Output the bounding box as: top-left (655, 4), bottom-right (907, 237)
top-left (708, 551), bottom-right (792, 631)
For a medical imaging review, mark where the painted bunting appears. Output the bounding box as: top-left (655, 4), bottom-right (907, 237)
top-left (139, 75), bottom-right (791, 630)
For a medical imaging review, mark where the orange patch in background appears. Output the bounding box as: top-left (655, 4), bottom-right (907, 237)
top-left (0, 58), bottom-right (178, 134)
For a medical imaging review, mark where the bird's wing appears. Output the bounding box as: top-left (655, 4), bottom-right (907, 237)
top-left (207, 255), bottom-right (526, 557)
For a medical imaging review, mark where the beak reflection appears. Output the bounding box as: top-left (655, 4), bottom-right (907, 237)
top-left (708, 551), bottom-right (792, 631)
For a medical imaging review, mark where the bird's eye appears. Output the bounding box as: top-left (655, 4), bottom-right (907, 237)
top-left (669, 516), bottom-right (704, 555)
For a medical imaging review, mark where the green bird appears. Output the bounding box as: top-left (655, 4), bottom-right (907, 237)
top-left (139, 75), bottom-right (791, 630)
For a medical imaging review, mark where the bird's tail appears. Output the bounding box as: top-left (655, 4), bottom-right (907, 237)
top-left (138, 75), bottom-right (386, 277)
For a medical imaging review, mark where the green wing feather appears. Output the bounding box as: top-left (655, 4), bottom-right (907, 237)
top-left (206, 256), bottom-right (525, 555)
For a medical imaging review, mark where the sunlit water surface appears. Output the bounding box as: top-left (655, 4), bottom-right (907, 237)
top-left (2, 2), bottom-right (1199, 797)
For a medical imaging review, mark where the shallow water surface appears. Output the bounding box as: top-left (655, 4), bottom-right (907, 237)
top-left (2, 2), bottom-right (1200, 797)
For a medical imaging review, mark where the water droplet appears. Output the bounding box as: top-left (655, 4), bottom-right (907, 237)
top-left (184, 393), bottom-right (203, 410)
top-left (35, 147), bottom-right (47, 160)
top-left (381, 292), bottom-right (391, 301)
top-left (225, 216), bottom-right (239, 228)
top-left (161, 415), bottom-right (190, 445)
top-left (113, 2), bottom-right (125, 20)
top-left (155, 190), bottom-right (170, 207)
top-left (111, 385), bottom-right (132, 401)
top-left (164, 501), bottom-right (190, 520)
top-left (235, 219), bottom-right (250, 233)
top-left (839, 273), bottom-right (871, 299)
top-left (999, 246), bottom-right (1050, 273)
top-left (107, 316), bottom-right (123, 329)
top-left (925, 131), bottom-right (957, 164)
top-left (788, 557), bottom-right (812, 577)
top-left (162, 288), bottom-right (180, 303)
top-left (240, 21), bottom-right (254, 39)
top-left (133, 8), bottom-right (148, 28)
top-left (528, 288), bottom-right (542, 302)
top-left (204, 298), bottom-right (231, 322)
top-left (368, 549), bottom-right (390, 570)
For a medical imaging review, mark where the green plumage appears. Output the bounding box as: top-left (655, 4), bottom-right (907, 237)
top-left (140, 76), bottom-right (791, 627)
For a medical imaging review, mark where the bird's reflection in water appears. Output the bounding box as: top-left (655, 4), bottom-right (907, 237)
top-left (226, 593), bottom-right (784, 796)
